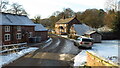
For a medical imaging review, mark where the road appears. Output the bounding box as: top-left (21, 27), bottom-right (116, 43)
top-left (4, 35), bottom-right (80, 68)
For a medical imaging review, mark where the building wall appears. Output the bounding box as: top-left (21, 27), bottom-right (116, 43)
top-left (22, 26), bottom-right (35, 43)
top-left (2, 25), bottom-right (13, 45)
top-left (1, 25), bottom-right (35, 45)
top-left (86, 51), bottom-right (118, 67)
top-left (0, 25), bottom-right (2, 45)
top-left (35, 31), bottom-right (48, 41)
top-left (91, 33), bottom-right (102, 43)
top-left (55, 24), bottom-right (68, 35)
top-left (69, 26), bottom-right (76, 38)
top-left (55, 17), bottom-right (80, 35)
top-left (67, 18), bottom-right (80, 34)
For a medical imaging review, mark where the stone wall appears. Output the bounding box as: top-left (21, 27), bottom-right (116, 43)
top-left (86, 51), bottom-right (118, 68)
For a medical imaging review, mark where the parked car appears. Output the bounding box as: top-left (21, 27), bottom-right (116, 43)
top-left (74, 37), bottom-right (94, 49)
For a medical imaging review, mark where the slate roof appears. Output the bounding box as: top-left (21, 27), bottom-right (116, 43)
top-left (97, 26), bottom-right (112, 32)
top-left (35, 24), bottom-right (48, 31)
top-left (73, 24), bottom-right (93, 35)
top-left (56, 17), bottom-right (74, 24)
top-left (85, 31), bottom-right (101, 35)
top-left (0, 12), bottom-right (35, 26)
top-left (85, 31), bottom-right (96, 35)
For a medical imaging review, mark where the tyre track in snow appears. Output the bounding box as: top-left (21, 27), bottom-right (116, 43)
top-left (42, 37), bottom-right (61, 52)
top-left (50, 37), bottom-right (66, 53)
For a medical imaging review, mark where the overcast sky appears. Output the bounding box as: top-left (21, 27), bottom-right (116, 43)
top-left (9, 0), bottom-right (107, 19)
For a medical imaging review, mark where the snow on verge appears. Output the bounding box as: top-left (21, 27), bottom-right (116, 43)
top-left (43, 38), bottom-right (53, 48)
top-left (0, 47), bottom-right (38, 67)
top-left (74, 50), bottom-right (87, 66)
top-left (74, 40), bottom-right (119, 66)
top-left (45, 38), bottom-right (52, 43)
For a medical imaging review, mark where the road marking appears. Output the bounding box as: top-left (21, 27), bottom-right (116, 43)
top-left (25, 52), bottom-right (75, 61)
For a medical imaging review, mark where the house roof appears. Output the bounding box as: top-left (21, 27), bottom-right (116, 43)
top-left (56, 17), bottom-right (74, 24)
top-left (35, 24), bottom-right (48, 31)
top-left (0, 12), bottom-right (35, 26)
top-left (97, 26), bottom-right (112, 32)
top-left (85, 31), bottom-right (101, 35)
top-left (73, 24), bottom-right (93, 35)
top-left (85, 31), bottom-right (96, 35)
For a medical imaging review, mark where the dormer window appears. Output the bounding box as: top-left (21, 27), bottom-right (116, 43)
top-left (17, 26), bottom-right (21, 31)
top-left (5, 26), bottom-right (10, 32)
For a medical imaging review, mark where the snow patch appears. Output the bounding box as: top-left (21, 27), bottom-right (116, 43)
top-left (74, 40), bottom-right (119, 66)
top-left (60, 35), bottom-right (68, 38)
top-left (0, 47), bottom-right (38, 67)
top-left (48, 38), bottom-right (60, 49)
top-left (43, 38), bottom-right (53, 48)
top-left (74, 50), bottom-right (87, 67)
top-left (45, 38), bottom-right (52, 43)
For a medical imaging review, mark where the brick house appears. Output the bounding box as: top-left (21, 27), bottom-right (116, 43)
top-left (34, 24), bottom-right (48, 41)
top-left (55, 16), bottom-right (81, 35)
top-left (70, 24), bottom-right (93, 36)
top-left (85, 31), bottom-right (102, 43)
top-left (69, 24), bottom-right (102, 43)
top-left (69, 24), bottom-right (93, 38)
top-left (0, 12), bottom-right (48, 45)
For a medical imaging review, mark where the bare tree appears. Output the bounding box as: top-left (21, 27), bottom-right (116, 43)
top-left (0, 0), bottom-right (9, 12)
top-left (52, 11), bottom-right (61, 17)
top-left (63, 8), bottom-right (75, 18)
top-left (7, 3), bottom-right (27, 15)
top-left (105, 0), bottom-right (118, 11)
top-left (34, 15), bottom-right (41, 23)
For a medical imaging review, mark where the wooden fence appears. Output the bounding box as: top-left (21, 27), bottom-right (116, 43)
top-left (0, 43), bottom-right (28, 55)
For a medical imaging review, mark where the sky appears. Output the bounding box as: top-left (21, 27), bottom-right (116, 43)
top-left (8, 0), bottom-right (107, 19)
top-left (118, 1), bottom-right (120, 11)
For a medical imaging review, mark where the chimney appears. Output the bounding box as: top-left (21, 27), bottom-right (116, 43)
top-left (62, 15), bottom-right (66, 19)
top-left (75, 13), bottom-right (77, 18)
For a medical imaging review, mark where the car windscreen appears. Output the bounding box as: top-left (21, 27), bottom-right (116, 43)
top-left (77, 38), bottom-right (81, 40)
top-left (82, 39), bottom-right (93, 42)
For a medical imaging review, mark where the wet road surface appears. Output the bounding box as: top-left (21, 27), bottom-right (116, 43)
top-left (3, 35), bottom-right (80, 67)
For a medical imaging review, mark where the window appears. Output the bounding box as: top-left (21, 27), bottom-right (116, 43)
top-left (16, 33), bottom-right (21, 39)
top-left (82, 38), bottom-right (93, 42)
top-left (5, 26), bottom-right (10, 32)
top-left (4, 34), bottom-right (10, 41)
top-left (17, 26), bottom-right (21, 31)
top-left (28, 32), bottom-right (32, 38)
top-left (64, 28), bottom-right (66, 32)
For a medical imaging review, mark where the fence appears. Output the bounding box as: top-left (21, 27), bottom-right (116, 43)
top-left (0, 43), bottom-right (28, 55)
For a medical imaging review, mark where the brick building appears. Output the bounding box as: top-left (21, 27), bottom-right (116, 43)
top-left (69, 24), bottom-right (93, 36)
top-left (35, 24), bottom-right (48, 41)
top-left (55, 16), bottom-right (81, 35)
top-left (0, 12), bottom-right (48, 45)
top-left (85, 31), bottom-right (102, 43)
